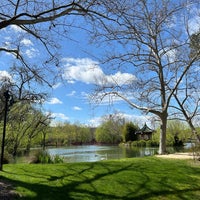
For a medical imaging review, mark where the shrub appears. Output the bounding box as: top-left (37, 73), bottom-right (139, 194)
top-left (53, 154), bottom-right (64, 164)
top-left (131, 141), bottom-right (139, 147)
top-left (129, 140), bottom-right (159, 147)
top-left (3, 151), bottom-right (13, 164)
top-left (188, 143), bottom-right (200, 161)
top-left (137, 140), bottom-right (146, 147)
top-left (146, 140), bottom-right (152, 147)
top-left (150, 140), bottom-right (159, 147)
top-left (35, 150), bottom-right (52, 163)
top-left (31, 150), bottom-right (63, 164)
top-left (131, 140), bottom-right (146, 147)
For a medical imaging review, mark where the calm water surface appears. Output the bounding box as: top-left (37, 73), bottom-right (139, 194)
top-left (47, 145), bottom-right (158, 163)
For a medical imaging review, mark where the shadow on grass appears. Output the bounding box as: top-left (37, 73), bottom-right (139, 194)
top-left (1, 159), bottom-right (200, 200)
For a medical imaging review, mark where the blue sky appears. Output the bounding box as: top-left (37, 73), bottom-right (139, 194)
top-left (43, 39), bottom-right (149, 126)
top-left (1, 4), bottom-right (199, 128)
top-left (0, 24), bottom-right (152, 127)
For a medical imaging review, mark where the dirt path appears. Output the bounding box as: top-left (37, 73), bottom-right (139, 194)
top-left (156, 152), bottom-right (195, 159)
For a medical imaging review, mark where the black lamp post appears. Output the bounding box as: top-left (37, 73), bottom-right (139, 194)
top-left (0, 90), bottom-right (11, 171)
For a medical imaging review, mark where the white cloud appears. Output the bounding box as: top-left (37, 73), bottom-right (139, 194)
top-left (107, 71), bottom-right (135, 85)
top-left (90, 91), bottom-right (136, 106)
top-left (73, 106), bottom-right (82, 111)
top-left (160, 47), bottom-right (179, 64)
top-left (67, 90), bottom-right (76, 96)
top-left (20, 38), bottom-right (33, 46)
top-left (81, 91), bottom-right (89, 98)
top-left (47, 97), bottom-right (63, 104)
top-left (121, 113), bottom-right (150, 126)
top-left (4, 41), bottom-right (10, 47)
top-left (62, 57), bottom-right (103, 84)
top-left (0, 70), bottom-right (12, 82)
top-left (51, 112), bottom-right (69, 121)
top-left (45, 112), bottom-right (69, 126)
top-left (187, 6), bottom-right (200, 35)
top-left (62, 57), bottom-right (136, 86)
top-left (10, 25), bottom-right (25, 33)
top-left (88, 117), bottom-right (102, 127)
top-left (4, 36), bottom-right (11, 41)
top-left (52, 82), bottom-right (62, 89)
top-left (188, 16), bottom-right (200, 34)
top-left (24, 47), bottom-right (39, 58)
top-left (87, 113), bottom-right (155, 128)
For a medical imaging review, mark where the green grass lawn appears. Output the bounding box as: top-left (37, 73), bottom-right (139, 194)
top-left (1, 157), bottom-right (200, 199)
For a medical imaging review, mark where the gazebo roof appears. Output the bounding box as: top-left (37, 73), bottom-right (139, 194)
top-left (136, 123), bottom-right (154, 134)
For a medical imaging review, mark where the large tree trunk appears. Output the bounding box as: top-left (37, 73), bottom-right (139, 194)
top-left (42, 132), bottom-right (47, 151)
top-left (25, 139), bottom-right (31, 154)
top-left (158, 115), bottom-right (167, 154)
top-left (12, 143), bottom-right (18, 157)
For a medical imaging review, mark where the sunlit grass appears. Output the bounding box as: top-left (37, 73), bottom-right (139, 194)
top-left (1, 157), bottom-right (200, 199)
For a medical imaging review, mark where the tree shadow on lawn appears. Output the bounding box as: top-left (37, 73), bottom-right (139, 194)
top-left (1, 160), bottom-right (200, 200)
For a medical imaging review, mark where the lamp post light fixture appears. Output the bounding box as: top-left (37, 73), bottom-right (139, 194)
top-left (0, 90), bottom-right (13, 171)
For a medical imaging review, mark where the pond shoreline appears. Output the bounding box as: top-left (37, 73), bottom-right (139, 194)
top-left (15, 143), bottom-right (193, 163)
top-left (47, 145), bottom-right (158, 163)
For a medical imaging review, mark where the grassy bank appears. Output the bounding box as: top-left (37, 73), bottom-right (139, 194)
top-left (1, 157), bottom-right (200, 199)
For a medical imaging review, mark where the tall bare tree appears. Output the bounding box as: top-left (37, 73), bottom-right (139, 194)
top-left (90, 0), bottom-right (200, 154)
top-left (9, 65), bottom-right (47, 102)
top-left (170, 67), bottom-right (200, 142)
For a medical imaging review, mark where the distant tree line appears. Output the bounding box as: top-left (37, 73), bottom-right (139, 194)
top-left (47, 115), bottom-right (194, 148)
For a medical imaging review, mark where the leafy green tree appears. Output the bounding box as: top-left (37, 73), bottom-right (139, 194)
top-left (25, 110), bottom-right (51, 152)
top-left (6, 103), bottom-right (51, 156)
top-left (166, 120), bottom-right (188, 146)
top-left (49, 122), bottom-right (92, 145)
top-left (6, 103), bottom-right (30, 156)
top-left (122, 122), bottom-right (138, 142)
top-left (95, 122), bottom-right (113, 143)
top-left (49, 123), bottom-right (68, 146)
top-left (41, 128), bottom-right (50, 151)
top-left (0, 64), bottom-right (51, 156)
top-left (79, 126), bottom-right (92, 144)
top-left (67, 124), bottom-right (91, 144)
top-left (95, 114), bottom-right (123, 144)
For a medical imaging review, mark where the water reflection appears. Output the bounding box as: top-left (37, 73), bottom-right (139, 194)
top-left (47, 145), bottom-right (158, 163)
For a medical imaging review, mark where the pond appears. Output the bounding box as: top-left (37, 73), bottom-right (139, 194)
top-left (47, 145), bottom-right (158, 163)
